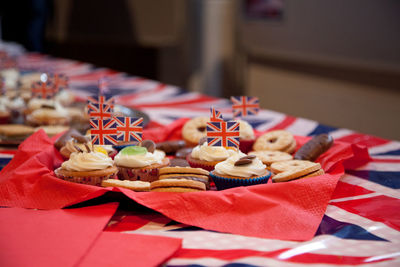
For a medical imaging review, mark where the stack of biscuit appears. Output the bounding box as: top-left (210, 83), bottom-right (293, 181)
top-left (151, 166), bottom-right (210, 192)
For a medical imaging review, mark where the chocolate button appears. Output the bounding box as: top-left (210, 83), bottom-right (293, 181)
top-left (141, 140), bottom-right (156, 153)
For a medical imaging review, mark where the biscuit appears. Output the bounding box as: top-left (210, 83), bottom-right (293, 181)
top-left (150, 178), bottom-right (206, 192)
top-left (294, 134), bottom-right (333, 161)
top-left (249, 150), bottom-right (293, 166)
top-left (159, 166), bottom-right (209, 176)
top-left (271, 160), bottom-right (322, 183)
top-left (253, 130), bottom-right (296, 152)
top-left (101, 179), bottom-right (150, 192)
top-left (0, 124), bottom-right (35, 137)
top-left (182, 117), bottom-right (209, 146)
top-left (156, 140), bottom-right (186, 154)
top-left (35, 125), bottom-right (70, 137)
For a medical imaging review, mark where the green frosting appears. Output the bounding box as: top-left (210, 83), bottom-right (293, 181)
top-left (120, 146), bottom-right (147, 156)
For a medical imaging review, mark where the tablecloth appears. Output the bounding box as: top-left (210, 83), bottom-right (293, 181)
top-left (1, 53), bottom-right (400, 266)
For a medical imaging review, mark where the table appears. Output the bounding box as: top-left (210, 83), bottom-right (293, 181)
top-left (1, 53), bottom-right (400, 266)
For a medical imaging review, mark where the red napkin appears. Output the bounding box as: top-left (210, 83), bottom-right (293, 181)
top-left (0, 126), bottom-right (370, 241)
top-left (0, 203), bottom-right (118, 267)
top-left (79, 232), bottom-right (182, 267)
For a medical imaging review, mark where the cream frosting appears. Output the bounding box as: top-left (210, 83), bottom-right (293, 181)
top-left (237, 119), bottom-right (255, 140)
top-left (114, 149), bottom-right (166, 168)
top-left (214, 153), bottom-right (267, 178)
top-left (61, 151), bottom-right (113, 171)
top-left (191, 142), bottom-right (244, 162)
top-left (56, 90), bottom-right (74, 106)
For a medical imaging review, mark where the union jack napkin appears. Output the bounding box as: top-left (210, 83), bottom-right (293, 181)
top-left (231, 96), bottom-right (260, 118)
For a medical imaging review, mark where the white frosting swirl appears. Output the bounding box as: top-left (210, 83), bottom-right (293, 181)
top-left (214, 154), bottom-right (267, 178)
top-left (237, 119), bottom-right (255, 140)
top-left (114, 149), bottom-right (166, 168)
top-left (61, 152), bottom-right (114, 171)
top-left (191, 142), bottom-right (244, 161)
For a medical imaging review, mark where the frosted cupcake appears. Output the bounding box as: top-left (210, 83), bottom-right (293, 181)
top-left (210, 154), bottom-right (271, 190)
top-left (237, 119), bottom-right (255, 153)
top-left (114, 145), bottom-right (169, 182)
top-left (187, 141), bottom-right (245, 171)
top-left (54, 150), bottom-right (118, 186)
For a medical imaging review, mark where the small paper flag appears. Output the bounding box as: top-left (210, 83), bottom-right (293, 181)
top-left (89, 118), bottom-right (118, 145)
top-left (210, 107), bottom-right (224, 122)
top-left (206, 121), bottom-right (240, 149)
top-left (231, 96), bottom-right (260, 117)
top-left (31, 81), bottom-right (57, 99)
top-left (87, 95), bottom-right (114, 120)
top-left (47, 73), bottom-right (68, 91)
top-left (114, 116), bottom-right (143, 144)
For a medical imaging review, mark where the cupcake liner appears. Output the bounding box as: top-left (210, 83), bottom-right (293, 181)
top-left (239, 139), bottom-right (255, 153)
top-left (117, 166), bottom-right (162, 182)
top-left (56, 171), bottom-right (117, 186)
top-left (210, 171), bottom-right (271, 190)
top-left (186, 155), bottom-right (218, 172)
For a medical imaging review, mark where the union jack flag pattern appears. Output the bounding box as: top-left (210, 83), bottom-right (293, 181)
top-left (206, 121), bottom-right (240, 149)
top-left (47, 73), bottom-right (68, 91)
top-left (114, 116), bottom-right (143, 143)
top-left (210, 107), bottom-right (224, 122)
top-left (98, 77), bottom-right (110, 94)
top-left (31, 81), bottom-right (57, 99)
top-left (231, 96), bottom-right (260, 117)
top-left (87, 95), bottom-right (114, 119)
top-left (89, 118), bottom-right (118, 145)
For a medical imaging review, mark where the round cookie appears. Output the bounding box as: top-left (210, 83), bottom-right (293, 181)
top-left (182, 117), bottom-right (209, 146)
top-left (101, 179), bottom-right (150, 192)
top-left (159, 166), bottom-right (209, 176)
top-left (150, 178), bottom-right (206, 192)
top-left (249, 150), bottom-right (293, 166)
top-left (270, 160), bottom-right (322, 183)
top-left (253, 130), bottom-right (296, 152)
top-left (271, 160), bottom-right (320, 173)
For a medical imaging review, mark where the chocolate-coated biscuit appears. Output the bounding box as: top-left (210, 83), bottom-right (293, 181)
top-left (169, 158), bottom-right (190, 167)
top-left (156, 140), bottom-right (186, 154)
top-left (175, 147), bottom-right (193, 159)
top-left (54, 128), bottom-right (83, 150)
top-left (294, 134), bottom-right (333, 161)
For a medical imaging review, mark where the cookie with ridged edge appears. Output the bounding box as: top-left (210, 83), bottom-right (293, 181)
top-left (159, 166), bottom-right (209, 176)
top-left (150, 178), bottom-right (206, 192)
top-left (249, 150), bottom-right (293, 166)
top-left (101, 179), bottom-right (150, 192)
top-left (271, 160), bottom-right (322, 182)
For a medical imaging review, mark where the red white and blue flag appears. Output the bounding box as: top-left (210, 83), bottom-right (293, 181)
top-left (89, 118), bottom-right (118, 145)
top-left (210, 107), bottom-right (224, 122)
top-left (31, 81), bottom-right (57, 99)
top-left (114, 116), bottom-right (143, 143)
top-left (206, 121), bottom-right (240, 149)
top-left (87, 95), bottom-right (114, 119)
top-left (47, 73), bottom-right (69, 91)
top-left (98, 77), bottom-right (110, 94)
top-left (231, 96), bottom-right (260, 117)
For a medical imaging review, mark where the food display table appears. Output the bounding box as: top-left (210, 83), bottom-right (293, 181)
top-left (1, 53), bottom-right (399, 267)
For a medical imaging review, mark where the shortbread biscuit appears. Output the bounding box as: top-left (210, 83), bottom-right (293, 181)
top-left (101, 179), bottom-right (150, 192)
top-left (271, 160), bottom-right (322, 182)
top-left (150, 178), bottom-right (206, 192)
top-left (249, 150), bottom-right (293, 165)
top-left (253, 130), bottom-right (296, 152)
top-left (159, 166), bottom-right (209, 176)
top-left (0, 124), bottom-right (35, 137)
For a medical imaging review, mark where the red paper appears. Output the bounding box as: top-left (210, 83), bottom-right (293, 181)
top-left (0, 203), bottom-right (118, 267)
top-left (79, 232), bottom-right (182, 267)
top-left (0, 123), bottom-right (370, 241)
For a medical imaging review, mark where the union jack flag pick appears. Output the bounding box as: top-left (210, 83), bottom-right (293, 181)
top-left (231, 96), bottom-right (260, 118)
top-left (114, 116), bottom-right (143, 144)
top-left (210, 107), bottom-right (224, 122)
top-left (206, 121), bottom-right (240, 149)
top-left (89, 118), bottom-right (118, 145)
top-left (87, 95), bottom-right (114, 120)
top-left (31, 81), bottom-right (57, 99)
top-left (47, 73), bottom-right (68, 91)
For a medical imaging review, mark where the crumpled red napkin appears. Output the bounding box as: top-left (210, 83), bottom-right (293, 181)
top-left (0, 122), bottom-right (370, 241)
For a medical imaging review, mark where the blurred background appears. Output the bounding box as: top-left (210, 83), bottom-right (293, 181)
top-left (0, 0), bottom-right (399, 139)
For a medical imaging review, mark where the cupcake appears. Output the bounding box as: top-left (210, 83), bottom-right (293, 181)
top-left (114, 145), bottom-right (170, 182)
top-left (187, 141), bottom-right (244, 171)
top-left (210, 154), bottom-right (271, 190)
top-left (54, 150), bottom-right (118, 186)
top-left (0, 98), bottom-right (11, 124)
top-left (237, 119), bottom-right (255, 153)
